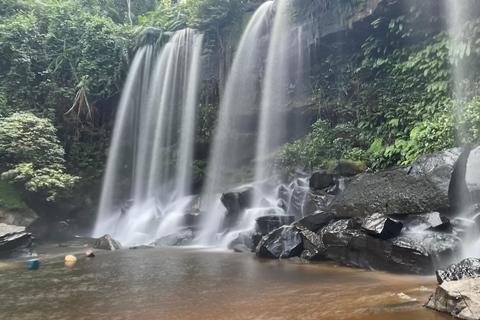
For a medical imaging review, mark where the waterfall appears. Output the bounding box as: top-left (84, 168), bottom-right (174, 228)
top-left (197, 1), bottom-right (273, 245)
top-left (93, 29), bottom-right (204, 245)
top-left (254, 0), bottom-right (293, 186)
top-left (198, 0), bottom-right (308, 246)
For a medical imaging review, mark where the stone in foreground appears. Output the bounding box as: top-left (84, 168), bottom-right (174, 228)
top-left (256, 226), bottom-right (303, 259)
top-left (94, 234), bottom-right (121, 250)
top-left (436, 258), bottom-right (480, 285)
top-left (426, 277), bottom-right (480, 320)
top-left (361, 213), bottom-right (403, 240)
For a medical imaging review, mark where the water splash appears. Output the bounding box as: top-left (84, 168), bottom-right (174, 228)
top-left (94, 29), bottom-right (203, 245)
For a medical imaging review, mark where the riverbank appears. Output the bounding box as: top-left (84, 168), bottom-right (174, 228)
top-left (0, 246), bottom-right (450, 320)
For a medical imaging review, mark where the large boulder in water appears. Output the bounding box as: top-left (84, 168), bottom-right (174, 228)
top-left (317, 219), bottom-right (461, 274)
top-left (94, 234), bottom-right (121, 250)
top-left (426, 277), bottom-right (480, 320)
top-left (309, 171), bottom-right (334, 190)
top-left (329, 148), bottom-right (462, 218)
top-left (255, 215), bottom-right (295, 235)
top-left (436, 258), bottom-right (480, 285)
top-left (0, 223), bottom-right (34, 259)
top-left (361, 213), bottom-right (403, 240)
top-left (256, 225), bottom-right (303, 259)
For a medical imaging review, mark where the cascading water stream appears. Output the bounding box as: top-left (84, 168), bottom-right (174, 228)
top-left (198, 0), bottom-right (308, 247)
top-left (444, 0), bottom-right (480, 258)
top-left (254, 0), bottom-right (293, 186)
top-left (93, 29), bottom-right (203, 245)
top-left (197, 1), bottom-right (274, 245)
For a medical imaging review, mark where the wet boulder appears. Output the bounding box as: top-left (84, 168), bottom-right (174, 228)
top-left (332, 161), bottom-right (364, 177)
top-left (309, 171), bottom-right (334, 190)
top-left (220, 186), bottom-right (255, 216)
top-left (276, 185), bottom-right (290, 204)
top-left (255, 215), bottom-right (295, 235)
top-left (361, 213), bottom-right (403, 240)
top-left (256, 226), bottom-right (303, 259)
top-left (94, 234), bottom-right (121, 250)
top-left (302, 191), bottom-right (335, 216)
top-left (154, 229), bottom-right (195, 246)
top-left (426, 277), bottom-right (480, 320)
top-left (0, 223), bottom-right (34, 259)
top-left (317, 220), bottom-right (461, 274)
top-left (294, 210), bottom-right (335, 232)
top-left (299, 229), bottom-right (326, 261)
top-left (227, 230), bottom-right (261, 252)
top-left (320, 220), bottom-right (370, 269)
top-left (403, 212), bottom-right (451, 233)
top-left (326, 178), bottom-right (352, 196)
top-left (436, 258), bottom-right (480, 285)
top-left (329, 148), bottom-right (462, 218)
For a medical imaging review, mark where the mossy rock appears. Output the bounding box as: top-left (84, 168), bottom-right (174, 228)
top-left (331, 160), bottom-right (366, 177)
top-left (0, 180), bottom-right (38, 226)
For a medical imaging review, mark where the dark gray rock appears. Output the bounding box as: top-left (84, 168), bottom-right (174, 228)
top-left (255, 215), bottom-right (295, 235)
top-left (309, 171), bottom-right (334, 190)
top-left (436, 258), bottom-right (480, 285)
top-left (327, 178), bottom-right (352, 195)
top-left (329, 148), bottom-right (462, 218)
top-left (227, 230), bottom-right (260, 252)
top-left (0, 223), bottom-right (34, 259)
top-left (94, 234), bottom-right (121, 250)
top-left (332, 161), bottom-right (364, 177)
top-left (302, 191), bottom-right (335, 216)
top-left (256, 226), bottom-right (304, 259)
top-left (220, 186), bottom-right (255, 216)
top-left (299, 229), bottom-right (326, 261)
top-left (154, 229), bottom-right (195, 246)
top-left (426, 277), bottom-right (480, 320)
top-left (318, 220), bottom-right (461, 274)
top-left (294, 210), bottom-right (335, 233)
top-left (361, 213), bottom-right (403, 240)
top-left (403, 212), bottom-right (450, 233)
top-left (276, 185), bottom-right (290, 203)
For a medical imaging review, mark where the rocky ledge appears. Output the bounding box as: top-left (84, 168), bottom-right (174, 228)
top-left (0, 223), bottom-right (34, 258)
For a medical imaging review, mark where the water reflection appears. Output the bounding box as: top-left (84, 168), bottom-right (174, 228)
top-left (0, 247), bottom-right (450, 320)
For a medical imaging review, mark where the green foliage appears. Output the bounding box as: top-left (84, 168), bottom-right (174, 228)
top-left (0, 113), bottom-right (79, 201)
top-left (0, 179), bottom-right (30, 212)
top-left (277, 4), bottom-right (480, 173)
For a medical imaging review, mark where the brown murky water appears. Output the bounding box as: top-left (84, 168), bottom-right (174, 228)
top-left (0, 247), bottom-right (451, 320)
